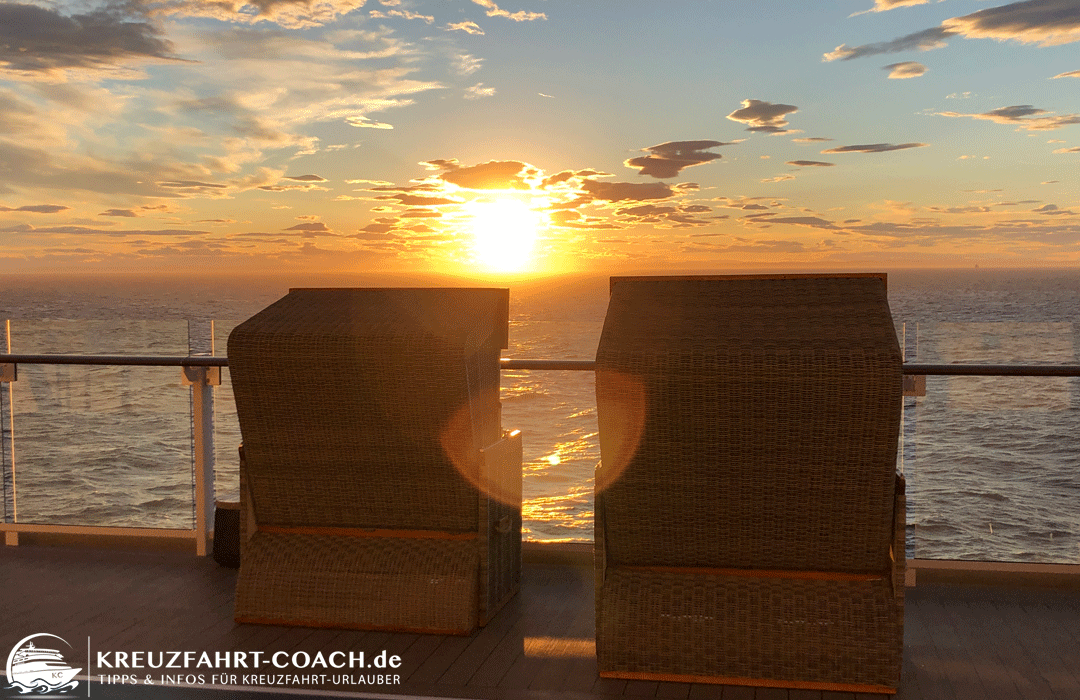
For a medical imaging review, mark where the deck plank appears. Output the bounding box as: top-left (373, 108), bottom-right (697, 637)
top-left (2, 545), bottom-right (1078, 700)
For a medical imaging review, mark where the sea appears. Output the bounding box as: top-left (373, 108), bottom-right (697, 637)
top-left (1, 268), bottom-right (1078, 564)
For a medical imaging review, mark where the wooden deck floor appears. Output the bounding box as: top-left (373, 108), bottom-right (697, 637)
top-left (2, 544), bottom-right (1078, 700)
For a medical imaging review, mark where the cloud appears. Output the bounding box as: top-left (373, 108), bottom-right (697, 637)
top-left (792, 137), bottom-right (833, 143)
top-left (100, 209), bottom-right (138, 217)
top-left (856, 0), bottom-right (930, 13)
top-left (437, 160), bottom-right (536, 189)
top-left (1053, 146), bottom-right (1080, 153)
top-left (581, 180), bottom-right (675, 202)
top-left (159, 178), bottom-right (219, 189)
top-left (347, 116), bottom-right (394, 129)
top-left (760, 216), bottom-right (838, 229)
top-left (454, 54), bottom-right (483, 76)
top-left (283, 221), bottom-right (336, 236)
top-left (283, 174), bottom-right (327, 181)
top-left (447, 21), bottom-right (485, 34)
top-left (884, 61), bottom-right (928, 79)
top-left (368, 8), bottom-right (434, 23)
top-left (1053, 69), bottom-right (1080, 78)
top-left (761, 174), bottom-right (796, 183)
top-left (1032, 204), bottom-right (1078, 215)
top-left (824, 27), bottom-right (956, 62)
top-left (827, 1), bottom-right (1080, 63)
top-left (942, 0), bottom-right (1080, 47)
top-left (257, 183), bottom-right (330, 191)
top-left (727, 99), bottom-right (798, 133)
top-left (0, 204), bottom-right (69, 213)
top-left (0, 3), bottom-right (178, 75)
top-left (379, 193), bottom-right (461, 206)
top-left (617, 204), bottom-right (679, 217)
top-left (470, 0), bottom-right (546, 21)
top-left (822, 143), bottom-right (929, 153)
top-left (623, 140), bottom-right (728, 179)
top-left (465, 83), bottom-right (496, 99)
top-left (401, 208), bottom-right (442, 218)
top-left (2, 225), bottom-right (209, 237)
top-left (155, 0), bottom-right (368, 29)
top-left (937, 105), bottom-right (1080, 130)
top-left (787, 160), bottom-right (835, 167)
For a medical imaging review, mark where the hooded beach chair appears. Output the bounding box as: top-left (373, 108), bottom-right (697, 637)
top-left (228, 288), bottom-right (522, 634)
top-left (594, 274), bottom-right (905, 693)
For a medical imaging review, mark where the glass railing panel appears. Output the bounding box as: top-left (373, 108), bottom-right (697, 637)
top-left (905, 321), bottom-right (1080, 564)
top-left (5, 320), bottom-right (193, 528)
top-left (1, 354), bottom-right (12, 524)
top-left (503, 318), bottom-right (603, 542)
top-left (212, 320), bottom-right (242, 503)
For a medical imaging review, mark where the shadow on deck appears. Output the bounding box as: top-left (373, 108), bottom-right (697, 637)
top-left (1, 544), bottom-right (1078, 700)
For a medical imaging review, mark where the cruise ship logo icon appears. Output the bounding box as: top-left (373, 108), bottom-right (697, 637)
top-left (5, 634), bottom-right (81, 694)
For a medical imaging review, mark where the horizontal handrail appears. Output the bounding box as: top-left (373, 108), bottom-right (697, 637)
top-left (4, 353), bottom-right (1080, 376)
top-left (0, 353), bottom-right (228, 367)
top-left (902, 363), bottom-right (1080, 376)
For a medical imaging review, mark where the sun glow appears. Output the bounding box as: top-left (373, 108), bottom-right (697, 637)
top-left (466, 198), bottom-right (542, 272)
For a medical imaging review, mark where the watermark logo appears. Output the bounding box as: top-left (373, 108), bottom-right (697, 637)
top-left (5, 634), bottom-right (81, 694)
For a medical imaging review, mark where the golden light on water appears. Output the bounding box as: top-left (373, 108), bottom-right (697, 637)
top-left (465, 198), bottom-right (542, 272)
top-left (546, 454), bottom-right (561, 466)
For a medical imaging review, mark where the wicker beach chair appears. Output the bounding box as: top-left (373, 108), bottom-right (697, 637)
top-left (228, 288), bottom-right (522, 634)
top-left (594, 274), bottom-right (905, 693)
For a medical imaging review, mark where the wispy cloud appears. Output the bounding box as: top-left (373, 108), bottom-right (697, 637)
top-left (465, 83), bottom-right (496, 99)
top-left (827, 0), bottom-right (1080, 62)
top-left (347, 116), bottom-right (395, 129)
top-left (1054, 146), bottom-right (1080, 153)
top-left (824, 27), bottom-right (955, 62)
top-left (454, 54), bottom-right (483, 75)
top-left (761, 216), bottom-right (837, 229)
top-left (155, 0), bottom-right (368, 29)
top-left (1053, 69), bottom-right (1080, 78)
top-left (470, 0), bottom-right (546, 21)
top-left (446, 21), bottom-right (485, 35)
top-left (884, 61), bottom-right (928, 79)
top-left (853, 0), bottom-right (929, 14)
top-left (369, 8), bottom-right (434, 23)
top-left (822, 143), bottom-right (929, 153)
top-left (787, 160), bottom-right (835, 167)
top-left (727, 99), bottom-right (799, 134)
top-left (0, 204), bottom-right (69, 213)
top-left (624, 141), bottom-right (730, 179)
top-left (937, 105), bottom-right (1080, 131)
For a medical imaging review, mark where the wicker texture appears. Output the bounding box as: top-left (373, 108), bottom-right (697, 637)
top-left (236, 532), bottom-right (480, 632)
top-left (597, 569), bottom-right (900, 684)
top-left (229, 288), bottom-right (520, 634)
top-left (594, 274), bottom-right (904, 691)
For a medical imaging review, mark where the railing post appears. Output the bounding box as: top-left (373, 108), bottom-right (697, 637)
top-left (183, 365), bottom-right (220, 556)
top-left (2, 320), bottom-right (15, 546)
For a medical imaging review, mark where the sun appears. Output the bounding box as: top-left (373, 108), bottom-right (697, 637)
top-left (466, 198), bottom-right (542, 272)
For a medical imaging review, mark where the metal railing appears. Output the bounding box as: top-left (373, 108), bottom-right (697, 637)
top-left (2, 353), bottom-right (1080, 578)
top-left (5, 353), bottom-right (1080, 375)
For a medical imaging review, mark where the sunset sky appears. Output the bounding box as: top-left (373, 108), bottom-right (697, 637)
top-left (1, 0), bottom-right (1078, 275)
